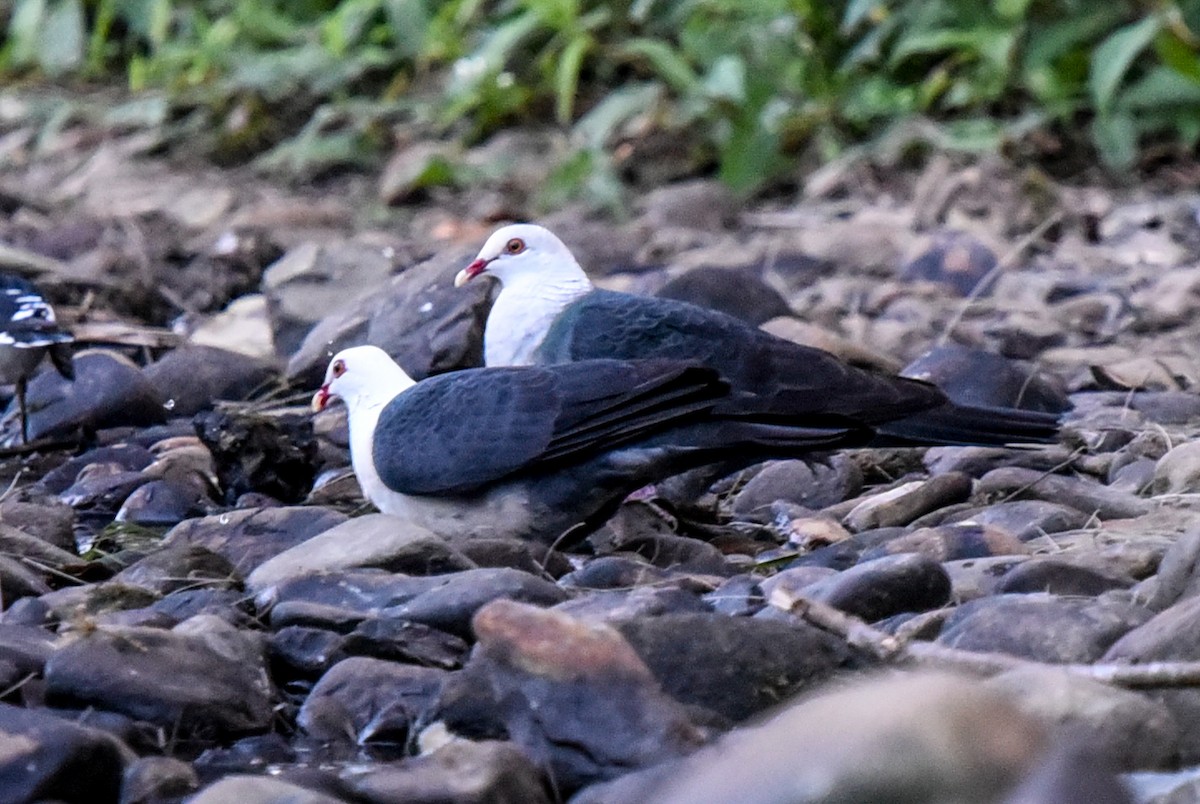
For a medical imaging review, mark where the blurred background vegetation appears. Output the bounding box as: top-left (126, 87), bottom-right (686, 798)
top-left (5, 0), bottom-right (1200, 197)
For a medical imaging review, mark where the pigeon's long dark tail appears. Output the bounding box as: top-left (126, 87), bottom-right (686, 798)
top-left (871, 401), bottom-right (1062, 448)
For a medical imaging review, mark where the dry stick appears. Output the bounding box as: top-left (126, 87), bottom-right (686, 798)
top-left (936, 212), bottom-right (1063, 348)
top-left (774, 591), bottom-right (1200, 688)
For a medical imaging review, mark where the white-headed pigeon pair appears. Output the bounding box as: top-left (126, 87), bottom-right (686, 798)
top-left (316, 225), bottom-right (1059, 544)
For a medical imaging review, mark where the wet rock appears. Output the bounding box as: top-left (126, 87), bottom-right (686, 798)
top-left (113, 543), bottom-right (240, 595)
top-left (977, 467), bottom-right (1153, 520)
top-left (923, 444), bottom-right (1075, 478)
top-left (1108, 458), bottom-right (1156, 494)
top-left (194, 410), bottom-right (319, 504)
top-left (1148, 528), bottom-right (1200, 610)
top-left (590, 502), bottom-right (733, 575)
top-left (188, 774), bottom-right (345, 804)
top-left (44, 616), bottom-right (274, 736)
top-left (269, 626), bottom-right (348, 677)
top-left (758, 565), bottom-right (839, 603)
top-left (940, 500), bottom-right (1091, 541)
top-left (938, 594), bottom-right (1150, 662)
top-left (37, 582), bottom-right (161, 623)
top-left (987, 666), bottom-right (1179, 770)
top-left (656, 268), bottom-right (790, 326)
top-left (586, 672), bottom-right (1045, 804)
top-left (0, 701), bottom-right (130, 803)
top-left (900, 231), bottom-right (998, 296)
top-left (142, 346), bottom-right (277, 417)
top-left (263, 240), bottom-right (396, 357)
top-left (862, 523), bottom-right (1028, 561)
top-left (0, 624), bottom-right (57, 674)
top-left (902, 345), bottom-right (1071, 412)
top-left (616, 613), bottom-right (852, 722)
top-left (0, 499), bottom-right (76, 551)
top-left (0, 521), bottom-right (85, 577)
top-left (344, 740), bottom-right (550, 804)
top-left (383, 567), bottom-right (568, 638)
top-left (5, 351), bottom-right (167, 445)
top-left (121, 755), bottom-right (200, 804)
top-left (799, 552), bottom-right (952, 621)
top-left (995, 558), bottom-right (1134, 596)
top-left (299, 656), bottom-right (447, 746)
top-left (162, 506), bottom-right (348, 575)
top-left (190, 295), bottom-right (275, 360)
top-left (58, 466), bottom-right (149, 514)
top-left (342, 618), bottom-right (469, 670)
top-left (378, 141), bottom-right (459, 204)
top-left (730, 457), bottom-right (862, 514)
top-left (843, 473), bottom-right (972, 531)
top-left (466, 599), bottom-right (705, 790)
top-left (247, 514), bottom-right (474, 592)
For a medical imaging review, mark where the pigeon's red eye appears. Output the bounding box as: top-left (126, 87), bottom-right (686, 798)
top-left (332, 359), bottom-right (346, 378)
top-left (505, 238), bottom-right (525, 254)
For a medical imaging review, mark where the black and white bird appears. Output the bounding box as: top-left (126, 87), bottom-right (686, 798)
top-left (455, 224), bottom-right (1059, 447)
top-left (0, 275), bottom-right (73, 443)
top-left (313, 345), bottom-right (901, 544)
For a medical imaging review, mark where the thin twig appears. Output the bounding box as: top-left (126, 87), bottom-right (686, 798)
top-left (773, 590), bottom-right (1200, 688)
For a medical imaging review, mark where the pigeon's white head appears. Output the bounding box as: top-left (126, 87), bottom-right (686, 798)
top-left (455, 224), bottom-right (588, 289)
top-left (312, 345), bottom-right (415, 413)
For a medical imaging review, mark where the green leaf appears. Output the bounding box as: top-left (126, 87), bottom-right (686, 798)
top-left (618, 37), bottom-right (700, 95)
top-left (555, 34), bottom-right (590, 123)
top-left (1090, 15), bottom-right (1162, 112)
top-left (385, 0), bottom-right (430, 59)
top-left (573, 81), bottom-right (661, 149)
top-left (1092, 111), bottom-right (1138, 168)
top-left (992, 0), bottom-right (1031, 22)
top-left (1154, 30), bottom-right (1200, 85)
top-left (841, 0), bottom-right (882, 32)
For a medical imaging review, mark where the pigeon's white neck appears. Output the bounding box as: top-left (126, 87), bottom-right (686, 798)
top-left (342, 374), bottom-right (413, 513)
top-left (484, 257), bottom-right (592, 366)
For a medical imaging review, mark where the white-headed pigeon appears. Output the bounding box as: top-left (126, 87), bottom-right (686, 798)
top-left (313, 345), bottom-right (901, 543)
top-left (0, 275), bottom-right (73, 443)
top-left (455, 224), bottom-right (1059, 446)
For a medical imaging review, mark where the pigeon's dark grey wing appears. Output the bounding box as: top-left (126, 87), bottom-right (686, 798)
top-left (536, 289), bottom-right (946, 423)
top-left (371, 360), bottom-right (725, 496)
top-left (0, 275), bottom-right (71, 348)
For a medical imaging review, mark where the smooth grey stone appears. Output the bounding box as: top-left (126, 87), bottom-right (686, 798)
top-left (188, 774), bottom-right (345, 804)
top-left (938, 593), bottom-right (1150, 663)
top-left (731, 456), bottom-right (862, 513)
top-left (0, 701), bottom-right (130, 803)
top-left (616, 612), bottom-right (852, 722)
top-left (553, 586), bottom-right (711, 623)
top-left (940, 500), bottom-right (1091, 541)
top-left (36, 443), bottom-right (155, 495)
top-left (4, 351), bottom-right (167, 445)
top-left (1105, 594), bottom-right (1200, 662)
top-left (345, 740), bottom-right (550, 804)
top-left (843, 473), bottom-right (972, 531)
top-left (977, 467), bottom-right (1153, 520)
top-left (113, 542), bottom-right (240, 595)
top-left (466, 600), bottom-right (704, 791)
top-left (299, 656), bottom-right (447, 744)
top-left (988, 666), bottom-right (1178, 770)
top-left (902, 343), bottom-right (1070, 411)
top-left (268, 626), bottom-right (347, 678)
top-left (801, 553), bottom-right (952, 622)
top-left (1149, 528), bottom-right (1200, 610)
top-left (342, 618), bottom-right (469, 670)
top-left (0, 499), bottom-right (76, 551)
top-left (600, 672), bottom-right (1046, 804)
top-left (247, 514), bottom-right (474, 592)
top-left (121, 755), bottom-right (200, 804)
top-left (162, 506), bottom-right (347, 575)
top-left (383, 567), bottom-right (568, 637)
top-left (45, 616), bottom-right (274, 735)
top-left (142, 345), bottom-right (276, 417)
top-left (995, 558), bottom-right (1134, 597)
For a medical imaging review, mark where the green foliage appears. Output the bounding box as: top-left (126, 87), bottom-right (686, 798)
top-left (6, 0), bottom-right (1200, 191)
